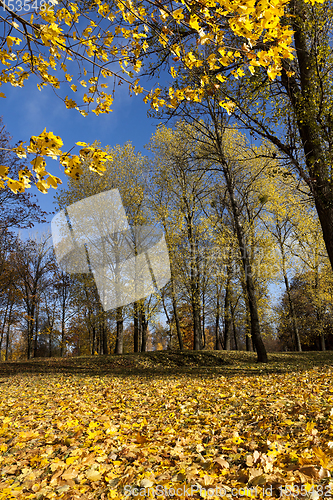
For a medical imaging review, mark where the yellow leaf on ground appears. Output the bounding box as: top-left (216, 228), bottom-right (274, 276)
top-left (86, 468), bottom-right (102, 481)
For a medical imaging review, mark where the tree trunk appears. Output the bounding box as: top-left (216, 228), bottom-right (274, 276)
top-left (192, 275), bottom-right (202, 350)
top-left (281, 0), bottom-right (333, 278)
top-left (246, 333), bottom-right (252, 352)
top-left (224, 292), bottom-right (231, 351)
top-left (138, 308), bottom-right (142, 352)
top-left (161, 219), bottom-right (183, 350)
top-left (0, 299), bottom-right (9, 354)
top-left (252, 335), bottom-right (257, 352)
top-left (209, 110), bottom-right (267, 362)
top-left (49, 328), bottom-right (52, 358)
top-left (60, 293), bottom-right (66, 357)
top-left (231, 204), bottom-right (266, 360)
top-left (314, 198), bottom-right (333, 275)
top-left (133, 301), bottom-right (139, 353)
top-left (193, 306), bottom-right (202, 350)
top-left (284, 274), bottom-right (302, 351)
top-left (26, 303), bottom-right (34, 360)
top-left (202, 291), bottom-right (206, 349)
top-left (313, 270), bottom-right (326, 351)
top-left (172, 293), bottom-right (183, 350)
top-left (238, 239), bottom-right (266, 361)
top-left (141, 308), bottom-right (148, 352)
top-left (4, 302), bottom-right (13, 362)
top-left (5, 323), bottom-right (10, 361)
top-left (101, 311), bottom-right (108, 355)
top-left (91, 325), bottom-right (96, 355)
top-left (114, 306), bottom-right (124, 354)
top-left (187, 213), bottom-right (202, 351)
top-left (224, 266), bottom-right (232, 350)
top-left (231, 307), bottom-right (238, 350)
top-left (215, 289), bottom-right (223, 350)
top-left (33, 304), bottom-right (39, 358)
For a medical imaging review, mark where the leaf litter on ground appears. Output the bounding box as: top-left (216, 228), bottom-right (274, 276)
top-left (0, 351), bottom-right (332, 499)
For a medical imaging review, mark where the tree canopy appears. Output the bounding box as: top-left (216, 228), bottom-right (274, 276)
top-left (0, 0), bottom-right (324, 193)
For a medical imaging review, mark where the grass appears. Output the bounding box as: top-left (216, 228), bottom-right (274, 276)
top-left (0, 349), bottom-right (333, 378)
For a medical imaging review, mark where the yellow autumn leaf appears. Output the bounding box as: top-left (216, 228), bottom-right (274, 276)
top-left (36, 179), bottom-right (50, 193)
top-left (0, 166), bottom-right (9, 178)
top-left (189, 15), bottom-right (200, 31)
top-left (172, 7), bottom-right (184, 23)
top-left (30, 157), bottom-right (46, 176)
top-left (219, 100), bottom-right (236, 115)
top-left (46, 174), bottom-right (62, 188)
top-left (62, 467), bottom-right (78, 480)
top-left (64, 96), bottom-right (77, 109)
top-left (6, 36), bottom-right (21, 52)
top-left (170, 66), bottom-right (177, 78)
top-left (85, 468), bottom-right (102, 481)
top-left (267, 65), bottom-right (280, 80)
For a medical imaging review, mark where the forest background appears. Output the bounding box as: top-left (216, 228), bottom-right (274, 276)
top-left (0, 0), bottom-right (333, 363)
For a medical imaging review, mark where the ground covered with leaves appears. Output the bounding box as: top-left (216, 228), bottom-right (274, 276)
top-left (0, 351), bottom-right (333, 499)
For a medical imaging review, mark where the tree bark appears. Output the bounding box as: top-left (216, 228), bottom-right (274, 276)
top-left (215, 288), bottom-right (223, 350)
top-left (188, 224), bottom-right (202, 351)
top-left (114, 306), bottom-right (124, 354)
top-left (231, 306), bottom-right (238, 350)
top-left (91, 325), bottom-right (96, 355)
top-left (141, 308), bottom-right (148, 352)
top-left (314, 199), bottom-right (333, 275)
top-left (284, 274), bottom-right (302, 351)
top-left (172, 291), bottom-right (183, 350)
top-left (0, 298), bottom-right (9, 354)
top-left (202, 290), bottom-right (206, 349)
top-left (133, 301), bottom-right (139, 353)
top-left (224, 264), bottom-right (232, 350)
top-left (243, 296), bottom-right (253, 352)
top-left (281, 0), bottom-right (333, 274)
top-left (101, 311), bottom-right (108, 355)
top-left (49, 327), bottom-right (52, 358)
top-left (33, 302), bottom-right (39, 358)
top-left (5, 322), bottom-right (10, 361)
top-left (60, 302), bottom-right (66, 357)
top-left (225, 175), bottom-right (267, 361)
top-left (224, 286), bottom-right (232, 351)
top-left (206, 104), bottom-right (267, 362)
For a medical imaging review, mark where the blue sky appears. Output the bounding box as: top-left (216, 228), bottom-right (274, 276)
top-left (1, 77), bottom-right (159, 228)
top-left (2, 76), bottom-right (285, 312)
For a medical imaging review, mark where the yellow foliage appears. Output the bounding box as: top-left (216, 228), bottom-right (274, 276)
top-left (0, 0), bottom-right (326, 193)
top-left (0, 362), bottom-right (331, 498)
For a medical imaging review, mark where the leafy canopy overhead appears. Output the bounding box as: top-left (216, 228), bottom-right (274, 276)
top-left (0, 0), bottom-right (323, 192)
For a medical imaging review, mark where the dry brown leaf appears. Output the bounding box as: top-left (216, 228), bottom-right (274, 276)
top-left (50, 468), bottom-right (64, 486)
top-left (298, 465), bottom-right (319, 479)
top-left (135, 433), bottom-right (148, 444)
top-left (62, 467), bottom-right (78, 480)
top-left (140, 478), bottom-right (154, 488)
top-left (319, 466), bottom-right (330, 479)
top-left (215, 457), bottom-right (229, 469)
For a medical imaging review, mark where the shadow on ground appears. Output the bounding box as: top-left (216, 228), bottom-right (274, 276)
top-left (0, 350), bottom-right (332, 379)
